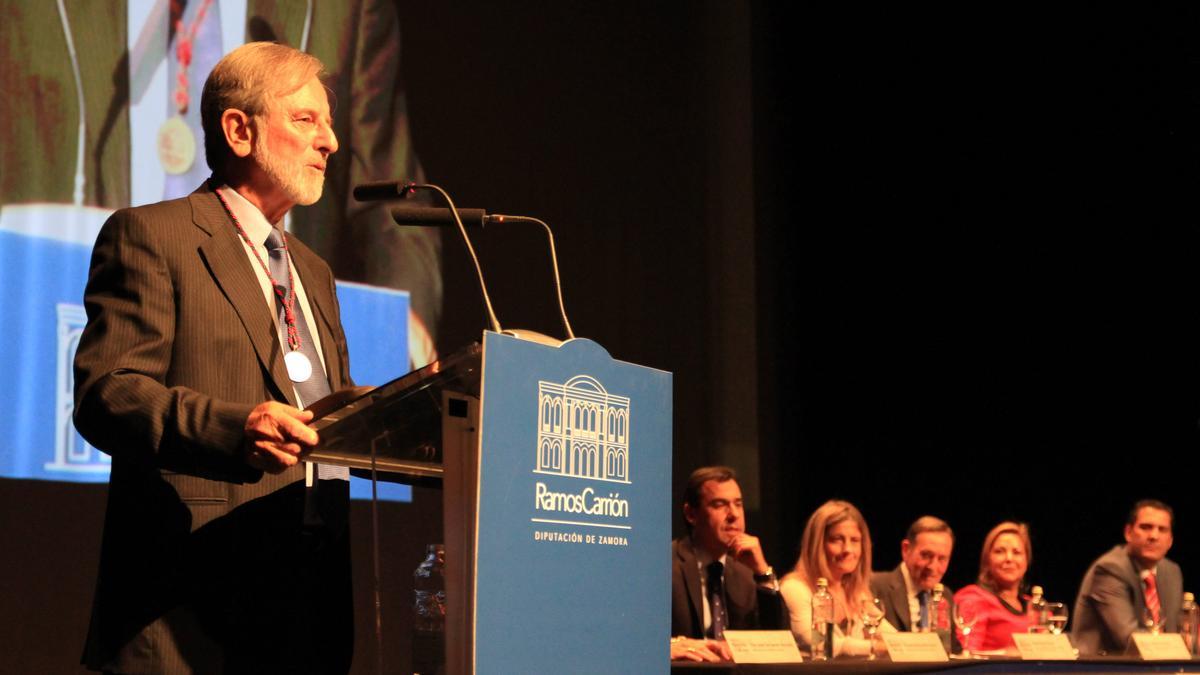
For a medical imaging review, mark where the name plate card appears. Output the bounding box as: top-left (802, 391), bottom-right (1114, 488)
top-left (1131, 633), bottom-right (1192, 660)
top-left (882, 632), bottom-right (949, 662)
top-left (723, 630), bottom-right (804, 663)
top-left (1012, 633), bottom-right (1077, 660)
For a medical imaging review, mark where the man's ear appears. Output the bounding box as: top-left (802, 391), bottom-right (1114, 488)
top-left (683, 502), bottom-right (697, 528)
top-left (221, 109), bottom-right (255, 159)
top-left (900, 539), bottom-right (912, 558)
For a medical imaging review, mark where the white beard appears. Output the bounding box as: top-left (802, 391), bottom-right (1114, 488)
top-left (253, 134), bottom-right (325, 206)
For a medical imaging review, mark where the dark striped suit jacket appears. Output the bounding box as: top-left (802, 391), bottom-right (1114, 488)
top-left (74, 183), bottom-right (355, 674)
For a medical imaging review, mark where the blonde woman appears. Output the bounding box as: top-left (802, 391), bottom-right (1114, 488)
top-left (780, 500), bottom-right (893, 657)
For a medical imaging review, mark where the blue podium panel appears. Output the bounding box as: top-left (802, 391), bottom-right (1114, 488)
top-left (474, 333), bottom-right (672, 674)
top-left (0, 222), bottom-right (412, 502)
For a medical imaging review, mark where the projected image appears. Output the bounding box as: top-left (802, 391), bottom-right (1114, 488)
top-left (0, 2), bottom-right (442, 502)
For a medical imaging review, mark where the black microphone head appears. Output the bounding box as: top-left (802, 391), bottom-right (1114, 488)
top-left (390, 206), bottom-right (488, 227)
top-left (353, 181), bottom-right (415, 202)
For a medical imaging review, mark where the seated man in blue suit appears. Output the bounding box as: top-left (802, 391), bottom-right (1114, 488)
top-left (671, 466), bottom-right (784, 659)
top-left (1073, 499), bottom-right (1184, 655)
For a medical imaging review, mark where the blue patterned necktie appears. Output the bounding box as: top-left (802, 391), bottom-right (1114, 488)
top-left (918, 590), bottom-right (930, 630)
top-left (264, 229), bottom-right (348, 481)
top-left (707, 561), bottom-right (727, 639)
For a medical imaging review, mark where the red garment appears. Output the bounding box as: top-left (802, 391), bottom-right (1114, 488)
top-left (952, 584), bottom-right (1034, 652)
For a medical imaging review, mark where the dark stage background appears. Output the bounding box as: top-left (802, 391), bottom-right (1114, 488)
top-left (754, 4), bottom-right (1200, 598)
top-left (4, 2), bottom-right (1200, 672)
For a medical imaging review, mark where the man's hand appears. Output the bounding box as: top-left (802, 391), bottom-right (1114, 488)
top-left (670, 637), bottom-right (732, 662)
top-left (243, 401), bottom-right (318, 473)
top-left (729, 533), bottom-right (770, 576)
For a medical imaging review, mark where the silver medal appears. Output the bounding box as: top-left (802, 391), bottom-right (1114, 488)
top-left (284, 351), bottom-right (313, 383)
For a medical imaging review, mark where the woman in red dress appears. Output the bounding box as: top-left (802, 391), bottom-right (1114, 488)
top-left (952, 521), bottom-right (1036, 654)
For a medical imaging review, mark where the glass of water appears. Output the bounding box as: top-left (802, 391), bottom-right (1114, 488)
top-left (1045, 602), bottom-right (1068, 635)
top-left (862, 597), bottom-right (884, 660)
top-left (953, 605), bottom-right (978, 658)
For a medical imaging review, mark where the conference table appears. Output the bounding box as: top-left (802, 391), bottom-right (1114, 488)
top-left (672, 657), bottom-right (1200, 673)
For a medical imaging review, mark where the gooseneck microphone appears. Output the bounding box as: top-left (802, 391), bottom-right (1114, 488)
top-left (355, 181), bottom-right (503, 335)
top-left (494, 214), bottom-right (576, 340)
top-left (353, 181), bottom-right (576, 340)
top-left (389, 207), bottom-right (496, 228)
top-left (352, 180), bottom-right (417, 202)
top-left (55, 0), bottom-right (86, 205)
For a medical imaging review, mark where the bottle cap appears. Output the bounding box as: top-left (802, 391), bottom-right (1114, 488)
top-left (816, 577), bottom-right (828, 588)
top-left (1031, 585), bottom-right (1044, 596)
top-left (1185, 592), bottom-right (1195, 602)
top-left (933, 583), bottom-right (944, 593)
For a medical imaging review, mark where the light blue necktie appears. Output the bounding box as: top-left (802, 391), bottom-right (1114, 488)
top-left (265, 229), bottom-right (348, 481)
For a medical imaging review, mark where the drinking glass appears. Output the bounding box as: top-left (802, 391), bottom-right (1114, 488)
top-left (1045, 602), bottom-right (1068, 635)
top-left (953, 605), bottom-right (979, 658)
top-left (861, 597), bottom-right (884, 660)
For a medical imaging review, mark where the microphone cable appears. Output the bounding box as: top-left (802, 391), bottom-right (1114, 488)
top-left (55, 0), bottom-right (86, 206)
top-left (403, 183), bottom-right (504, 335)
top-left (498, 215), bottom-right (575, 340)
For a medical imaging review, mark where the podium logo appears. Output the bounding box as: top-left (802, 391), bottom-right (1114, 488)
top-left (47, 303), bottom-right (109, 475)
top-left (535, 375), bottom-right (630, 484)
top-left (532, 375), bottom-right (633, 539)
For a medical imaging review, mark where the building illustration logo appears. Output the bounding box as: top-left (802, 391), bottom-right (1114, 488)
top-left (535, 375), bottom-right (630, 484)
top-left (533, 374), bottom-right (633, 540)
top-left (47, 303), bottom-right (109, 475)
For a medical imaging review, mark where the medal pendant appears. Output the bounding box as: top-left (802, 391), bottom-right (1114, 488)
top-left (285, 351), bottom-right (313, 383)
top-left (157, 116), bottom-right (196, 175)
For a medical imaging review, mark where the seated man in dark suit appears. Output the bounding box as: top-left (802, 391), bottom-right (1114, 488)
top-left (671, 465), bottom-right (784, 652)
top-left (871, 516), bottom-right (958, 645)
top-left (1073, 499), bottom-right (1184, 655)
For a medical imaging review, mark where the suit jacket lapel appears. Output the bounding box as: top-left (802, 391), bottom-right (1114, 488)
top-left (1117, 548), bottom-right (1149, 615)
top-left (892, 568), bottom-right (913, 631)
top-left (290, 248), bottom-right (345, 390)
top-left (678, 537), bottom-right (705, 629)
top-left (1161, 562), bottom-right (1182, 619)
top-left (190, 188), bottom-right (298, 406)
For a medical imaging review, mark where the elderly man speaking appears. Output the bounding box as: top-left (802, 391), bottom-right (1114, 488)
top-left (75, 42), bottom-right (357, 674)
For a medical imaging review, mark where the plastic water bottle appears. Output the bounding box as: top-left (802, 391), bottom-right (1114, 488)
top-left (1180, 592), bottom-right (1198, 655)
top-left (929, 584), bottom-right (945, 629)
top-left (413, 544), bottom-right (446, 675)
top-left (1028, 585), bottom-right (1047, 633)
top-left (931, 583), bottom-right (951, 651)
top-left (812, 577), bottom-right (834, 660)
